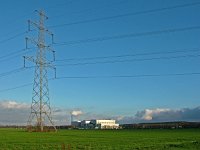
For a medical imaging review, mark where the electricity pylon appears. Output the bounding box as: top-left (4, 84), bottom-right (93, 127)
top-left (24, 10), bottom-right (56, 132)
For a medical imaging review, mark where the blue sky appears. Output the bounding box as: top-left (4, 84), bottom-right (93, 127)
top-left (0, 0), bottom-right (200, 123)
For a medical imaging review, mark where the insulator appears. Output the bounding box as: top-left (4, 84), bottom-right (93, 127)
top-left (25, 37), bottom-right (28, 49)
top-left (28, 20), bottom-right (31, 31)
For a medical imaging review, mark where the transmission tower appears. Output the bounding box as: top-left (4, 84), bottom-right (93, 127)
top-left (24, 10), bottom-right (56, 132)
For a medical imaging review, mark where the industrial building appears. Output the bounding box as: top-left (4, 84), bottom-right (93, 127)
top-left (122, 122), bottom-right (200, 129)
top-left (71, 121), bottom-right (81, 127)
top-left (72, 119), bottom-right (119, 129)
top-left (91, 120), bottom-right (119, 129)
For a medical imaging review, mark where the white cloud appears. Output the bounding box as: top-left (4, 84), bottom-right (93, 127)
top-left (0, 101), bottom-right (29, 109)
top-left (140, 108), bottom-right (171, 121)
top-left (71, 110), bottom-right (83, 116)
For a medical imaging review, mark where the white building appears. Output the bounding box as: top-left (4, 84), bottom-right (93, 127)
top-left (71, 119), bottom-right (119, 129)
top-left (91, 120), bottom-right (119, 129)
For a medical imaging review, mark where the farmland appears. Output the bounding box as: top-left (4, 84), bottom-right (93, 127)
top-left (0, 128), bottom-right (200, 149)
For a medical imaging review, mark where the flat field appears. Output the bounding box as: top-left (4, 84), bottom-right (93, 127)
top-left (0, 128), bottom-right (200, 149)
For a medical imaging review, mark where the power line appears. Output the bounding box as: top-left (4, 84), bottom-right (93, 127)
top-left (0, 52), bottom-right (195, 81)
top-left (0, 67), bottom-right (33, 79)
top-left (0, 11), bottom-right (34, 39)
top-left (56, 48), bottom-right (200, 62)
top-left (73, 0), bottom-right (128, 14)
top-left (55, 72), bottom-right (200, 79)
top-left (53, 25), bottom-right (200, 46)
top-left (0, 67), bottom-right (34, 93)
top-left (45, 0), bottom-right (77, 10)
top-left (0, 71), bottom-right (200, 93)
top-left (50, 0), bottom-right (129, 19)
top-left (0, 48), bottom-right (31, 60)
top-left (55, 54), bottom-right (200, 67)
top-left (2, 11), bottom-right (34, 29)
top-left (0, 31), bottom-right (26, 45)
top-left (0, 82), bottom-right (33, 93)
top-left (0, 68), bottom-right (24, 78)
top-left (0, 49), bottom-right (26, 59)
top-left (0, 27), bottom-right (26, 39)
top-left (0, 48), bottom-right (35, 63)
top-left (49, 2), bottom-right (200, 28)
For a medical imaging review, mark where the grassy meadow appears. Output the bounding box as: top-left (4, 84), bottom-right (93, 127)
top-left (0, 128), bottom-right (200, 149)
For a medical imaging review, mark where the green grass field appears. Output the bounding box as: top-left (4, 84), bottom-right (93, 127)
top-left (0, 128), bottom-right (200, 150)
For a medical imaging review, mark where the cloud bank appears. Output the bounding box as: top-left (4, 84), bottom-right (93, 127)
top-left (0, 101), bottom-right (30, 125)
top-left (134, 107), bottom-right (200, 123)
top-left (0, 100), bottom-right (200, 125)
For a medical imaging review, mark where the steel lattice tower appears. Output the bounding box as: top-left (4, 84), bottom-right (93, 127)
top-left (24, 10), bottom-right (56, 132)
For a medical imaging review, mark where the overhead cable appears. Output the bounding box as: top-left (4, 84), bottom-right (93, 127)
top-left (0, 71), bottom-right (200, 93)
top-left (56, 48), bottom-right (200, 62)
top-left (53, 26), bottom-right (200, 46)
top-left (55, 54), bottom-right (200, 67)
top-left (49, 2), bottom-right (200, 28)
